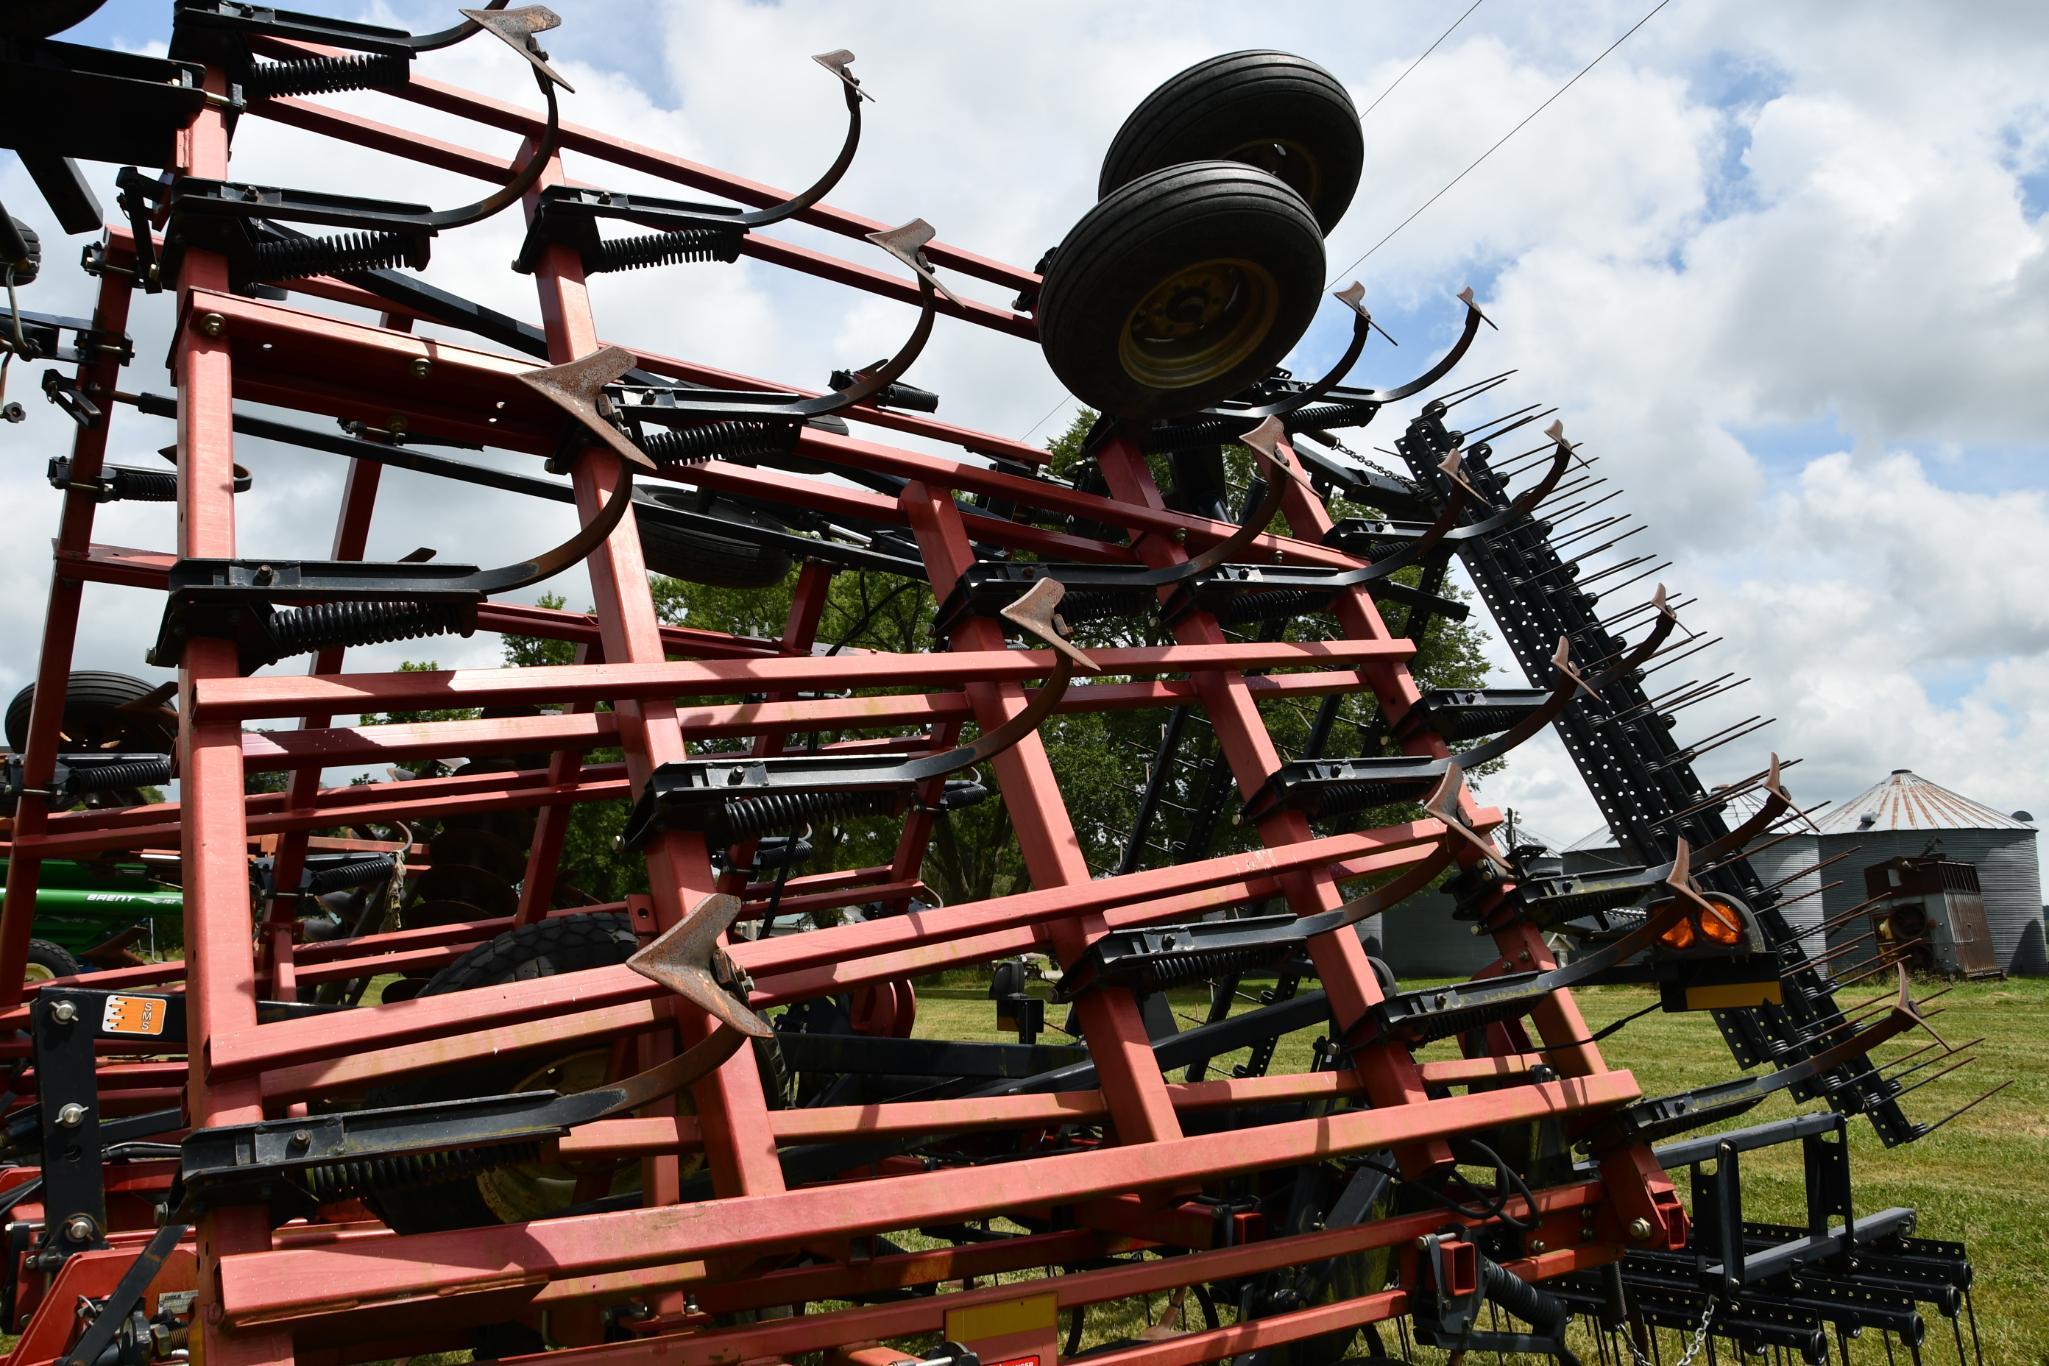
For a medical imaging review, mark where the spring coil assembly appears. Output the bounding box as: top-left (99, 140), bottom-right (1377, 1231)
top-left (300, 1142), bottom-right (539, 1203)
top-left (588, 225), bottom-right (745, 274)
top-left (242, 52), bottom-right (411, 101)
top-left (98, 464), bottom-right (179, 503)
top-left (1143, 399), bottom-right (1385, 455)
top-left (1042, 586), bottom-right (1152, 626)
top-left (303, 855), bottom-right (398, 896)
top-left (247, 230), bottom-right (429, 284)
top-left (65, 757), bottom-right (174, 795)
top-left (1129, 943), bottom-right (1285, 994)
top-left (717, 786), bottom-right (899, 843)
top-left (1210, 587), bottom-right (1332, 627)
top-left (252, 600), bottom-right (474, 670)
top-left (636, 418), bottom-right (799, 468)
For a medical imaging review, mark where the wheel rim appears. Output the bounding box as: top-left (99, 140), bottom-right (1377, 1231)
top-left (22, 962), bottom-right (56, 985)
top-left (473, 1049), bottom-right (699, 1223)
top-left (1119, 256), bottom-right (1281, 390)
top-left (1224, 137), bottom-right (1323, 210)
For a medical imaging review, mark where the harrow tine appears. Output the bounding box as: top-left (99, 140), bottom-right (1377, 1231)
top-left (1891, 1054), bottom-right (1979, 1100)
top-left (1432, 367), bottom-right (1517, 406)
top-left (1913, 1080), bottom-right (2014, 1138)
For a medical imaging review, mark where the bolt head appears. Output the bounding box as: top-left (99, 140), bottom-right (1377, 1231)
top-left (55, 1102), bottom-right (87, 1128)
top-left (49, 1001), bottom-right (78, 1024)
top-left (410, 357), bottom-right (432, 379)
top-left (1528, 1237), bottom-right (1547, 1254)
top-left (197, 312), bottom-right (225, 338)
top-left (63, 1215), bottom-right (95, 1243)
top-left (1628, 1217), bottom-right (1655, 1242)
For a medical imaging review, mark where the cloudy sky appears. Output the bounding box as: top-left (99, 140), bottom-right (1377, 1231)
top-left (4, 1), bottom-right (2045, 881)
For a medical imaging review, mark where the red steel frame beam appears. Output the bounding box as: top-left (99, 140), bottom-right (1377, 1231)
top-left (212, 1071), bottom-right (1637, 1328)
top-left (0, 254), bottom-right (138, 1004)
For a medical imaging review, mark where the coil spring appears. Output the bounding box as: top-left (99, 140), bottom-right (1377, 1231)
top-left (1284, 398), bottom-right (1383, 432)
top-left (66, 757), bottom-right (173, 794)
top-left (256, 600), bottom-right (472, 668)
top-left (247, 230), bottom-right (427, 284)
top-left (104, 464), bottom-right (178, 502)
top-left (303, 854), bottom-right (397, 896)
top-left (719, 786), bottom-right (897, 842)
top-left (1143, 398), bottom-right (1385, 454)
top-left (1135, 943), bottom-right (1282, 993)
top-left (1049, 586), bottom-right (1150, 625)
top-left (243, 52), bottom-right (411, 101)
top-left (589, 226), bottom-right (745, 274)
top-left (1212, 588), bottom-right (1331, 626)
top-left (637, 419), bottom-right (798, 468)
top-left (1304, 780), bottom-right (1414, 819)
top-left (301, 1141), bottom-right (538, 1203)
top-left (1478, 1256), bottom-right (1569, 1334)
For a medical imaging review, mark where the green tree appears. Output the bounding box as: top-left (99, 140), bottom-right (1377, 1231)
top-left (522, 409), bottom-right (1505, 909)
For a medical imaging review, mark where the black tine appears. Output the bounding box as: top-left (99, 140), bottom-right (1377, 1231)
top-left (1433, 368), bottom-right (1519, 406)
top-left (1891, 1054), bottom-right (1980, 1100)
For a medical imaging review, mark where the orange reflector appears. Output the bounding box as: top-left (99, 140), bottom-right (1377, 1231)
top-left (1657, 915), bottom-right (1695, 951)
top-left (1698, 899), bottom-right (1744, 946)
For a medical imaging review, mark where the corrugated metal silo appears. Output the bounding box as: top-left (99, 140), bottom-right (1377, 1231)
top-left (1815, 770), bottom-right (2044, 976)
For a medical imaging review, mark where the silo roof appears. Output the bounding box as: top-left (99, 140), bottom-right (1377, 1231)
top-left (1816, 769), bottom-right (2034, 834)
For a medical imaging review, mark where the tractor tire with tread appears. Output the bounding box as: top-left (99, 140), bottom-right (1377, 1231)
top-left (1037, 162), bottom-right (1325, 423)
top-left (23, 939), bottom-right (84, 984)
top-left (364, 910), bottom-right (785, 1234)
top-left (5, 670), bottom-right (172, 754)
top-left (1099, 51), bottom-right (1363, 234)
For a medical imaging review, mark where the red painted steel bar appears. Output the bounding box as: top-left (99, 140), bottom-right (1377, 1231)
top-left (168, 73), bottom-right (296, 1366)
top-left (214, 1075), bottom-right (1635, 1325)
top-left (0, 257), bottom-right (138, 1003)
top-left (193, 636), bottom-right (1411, 724)
top-left (515, 142), bottom-right (786, 1219)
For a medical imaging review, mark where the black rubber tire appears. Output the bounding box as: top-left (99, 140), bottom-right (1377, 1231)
top-left (4, 217), bottom-right (40, 285)
top-left (0, 1), bottom-right (104, 39)
top-left (1037, 162), bottom-right (1325, 423)
top-left (636, 495), bottom-right (795, 589)
top-left (1099, 52), bottom-right (1363, 234)
top-left (363, 912), bottom-right (787, 1234)
top-left (4, 671), bottom-right (172, 754)
top-left (23, 939), bottom-right (84, 985)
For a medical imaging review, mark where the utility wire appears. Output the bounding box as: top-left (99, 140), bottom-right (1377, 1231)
top-left (1359, 0), bottom-right (1485, 120)
top-left (1018, 394), bottom-right (1072, 444)
top-left (1327, 0), bottom-right (1675, 287)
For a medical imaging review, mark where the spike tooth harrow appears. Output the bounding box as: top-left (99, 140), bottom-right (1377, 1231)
top-left (0, 10), bottom-right (1989, 1366)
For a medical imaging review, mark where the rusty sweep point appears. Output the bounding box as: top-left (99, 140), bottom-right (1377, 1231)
top-left (1457, 285), bottom-right (1498, 330)
top-left (813, 49), bottom-right (874, 100)
top-left (628, 894), bottom-right (775, 1039)
top-left (460, 7), bottom-right (575, 91)
top-left (1424, 764), bottom-right (1512, 877)
top-left (515, 344), bottom-right (656, 472)
top-left (1439, 448), bottom-right (1486, 504)
top-left (867, 219), bottom-right (961, 307)
top-left (1240, 416), bottom-right (1315, 491)
top-left (1000, 578), bottom-right (1098, 673)
top-left (1553, 635), bottom-right (1598, 701)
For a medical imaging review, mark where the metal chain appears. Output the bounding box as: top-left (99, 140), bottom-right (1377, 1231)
top-left (1617, 1294), bottom-right (1716, 1366)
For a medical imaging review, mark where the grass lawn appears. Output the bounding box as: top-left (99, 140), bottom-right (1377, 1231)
top-left (908, 974), bottom-right (2049, 1363)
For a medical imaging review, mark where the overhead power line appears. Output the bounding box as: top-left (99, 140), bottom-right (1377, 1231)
top-left (1359, 0), bottom-right (1486, 120)
top-left (1327, 0), bottom-right (1676, 287)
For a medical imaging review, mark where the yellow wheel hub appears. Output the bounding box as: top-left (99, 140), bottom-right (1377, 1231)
top-left (1119, 256), bottom-right (1280, 390)
top-left (473, 1049), bottom-right (701, 1223)
top-left (1226, 137), bottom-right (1323, 208)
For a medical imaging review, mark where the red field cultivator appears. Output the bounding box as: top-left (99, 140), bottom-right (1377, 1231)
top-left (0, 5), bottom-right (1992, 1364)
